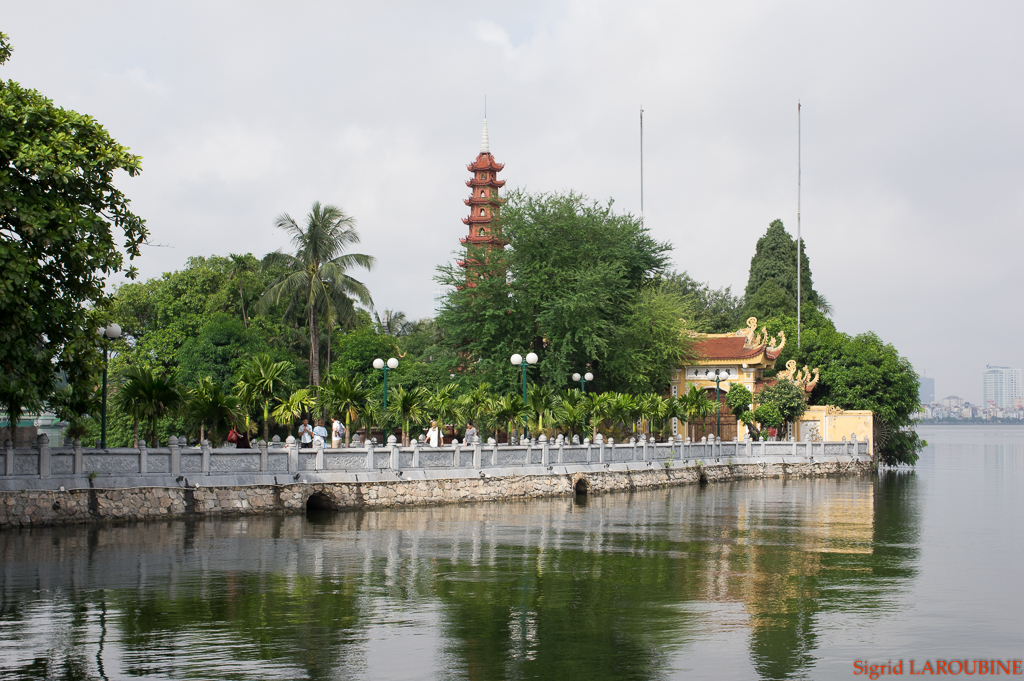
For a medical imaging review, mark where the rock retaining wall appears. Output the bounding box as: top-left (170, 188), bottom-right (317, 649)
top-left (0, 459), bottom-right (871, 528)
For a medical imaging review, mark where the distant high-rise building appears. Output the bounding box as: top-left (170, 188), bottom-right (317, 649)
top-left (919, 375), bottom-right (935, 404)
top-left (982, 366), bottom-right (1022, 409)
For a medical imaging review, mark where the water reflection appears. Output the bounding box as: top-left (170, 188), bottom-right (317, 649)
top-left (0, 474), bottom-right (923, 680)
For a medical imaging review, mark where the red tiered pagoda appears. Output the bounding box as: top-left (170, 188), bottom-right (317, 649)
top-left (457, 119), bottom-right (507, 271)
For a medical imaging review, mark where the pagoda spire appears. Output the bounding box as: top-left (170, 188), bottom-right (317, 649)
top-left (457, 119), bottom-right (507, 271)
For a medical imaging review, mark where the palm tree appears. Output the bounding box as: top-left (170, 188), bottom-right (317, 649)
top-left (272, 388), bottom-right (315, 438)
top-left (260, 202), bottom-right (375, 387)
top-left (617, 393), bottom-right (644, 438)
top-left (684, 385), bottom-right (718, 441)
top-left (428, 383), bottom-right (462, 438)
top-left (526, 384), bottom-right (560, 436)
top-left (185, 377), bottom-right (239, 446)
top-left (236, 354), bottom-right (293, 442)
top-left (374, 309), bottom-right (413, 337)
top-left (456, 383), bottom-right (494, 437)
top-left (585, 391), bottom-right (614, 441)
top-left (639, 393), bottom-right (670, 439)
top-left (489, 394), bottom-right (526, 444)
top-left (113, 367), bottom-right (183, 448)
top-left (318, 372), bottom-right (368, 446)
top-left (554, 400), bottom-right (587, 441)
top-left (387, 386), bottom-right (429, 446)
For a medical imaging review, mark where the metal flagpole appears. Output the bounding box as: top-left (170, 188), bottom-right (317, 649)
top-left (797, 101), bottom-right (802, 350)
top-left (640, 106), bottom-right (644, 224)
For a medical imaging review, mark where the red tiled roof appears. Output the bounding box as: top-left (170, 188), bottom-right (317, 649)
top-left (693, 337), bottom-right (766, 361)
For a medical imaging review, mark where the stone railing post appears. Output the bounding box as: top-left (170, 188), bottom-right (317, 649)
top-left (491, 440), bottom-right (499, 467)
top-left (412, 440), bottom-right (421, 468)
top-left (850, 434), bottom-right (857, 458)
top-left (389, 435), bottom-right (400, 470)
top-left (365, 441), bottom-right (375, 470)
top-left (5, 438), bottom-right (14, 476)
top-left (540, 435), bottom-right (549, 466)
top-left (641, 436), bottom-right (649, 462)
top-left (168, 436), bottom-right (181, 477)
top-left (314, 439), bottom-right (324, 471)
top-left (452, 440), bottom-right (462, 467)
top-left (258, 439), bottom-right (268, 472)
top-left (200, 439), bottom-right (212, 474)
top-left (286, 435), bottom-right (298, 473)
top-left (73, 438), bottom-right (83, 475)
top-left (557, 439), bottom-right (564, 464)
top-left (474, 442), bottom-right (484, 468)
top-left (38, 433), bottom-right (50, 478)
top-left (139, 438), bottom-right (149, 474)
top-left (597, 434), bottom-right (605, 463)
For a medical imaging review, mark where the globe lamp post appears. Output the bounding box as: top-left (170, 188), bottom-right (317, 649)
top-left (97, 323), bottom-right (121, 449)
top-left (572, 371), bottom-right (594, 392)
top-left (510, 352), bottom-right (538, 436)
top-left (373, 357), bottom-right (399, 411)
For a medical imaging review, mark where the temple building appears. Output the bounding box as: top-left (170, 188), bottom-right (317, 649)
top-left (672, 317), bottom-right (872, 447)
top-left (457, 119), bottom-right (507, 274)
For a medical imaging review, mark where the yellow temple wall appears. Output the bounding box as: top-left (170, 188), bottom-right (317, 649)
top-left (796, 406), bottom-right (873, 455)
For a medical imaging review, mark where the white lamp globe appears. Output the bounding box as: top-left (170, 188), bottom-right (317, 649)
top-left (510, 354), bottom-right (523, 366)
top-left (572, 373), bottom-right (581, 382)
top-left (372, 358), bottom-right (385, 370)
top-left (105, 323), bottom-right (122, 339)
top-left (525, 352), bottom-right (539, 365)
top-left (584, 372), bottom-right (594, 382)
top-left (96, 327), bottom-right (105, 337)
top-left (387, 358), bottom-right (399, 370)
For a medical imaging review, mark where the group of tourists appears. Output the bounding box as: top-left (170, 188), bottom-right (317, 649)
top-left (226, 417), bottom-right (480, 449)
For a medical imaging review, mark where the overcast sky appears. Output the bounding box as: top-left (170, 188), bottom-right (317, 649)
top-left (5, 2), bottom-right (1023, 403)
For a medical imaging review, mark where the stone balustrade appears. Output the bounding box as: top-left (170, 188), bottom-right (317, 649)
top-left (0, 432), bottom-right (871, 490)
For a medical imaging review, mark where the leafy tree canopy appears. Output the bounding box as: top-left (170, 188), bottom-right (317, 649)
top-left (0, 33), bottom-right (147, 428)
top-left (744, 219), bottom-right (829, 320)
top-left (436, 190), bottom-right (689, 394)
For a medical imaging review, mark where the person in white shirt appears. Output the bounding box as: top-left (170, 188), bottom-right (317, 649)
top-left (312, 419), bottom-right (329, 447)
top-left (331, 417), bottom-right (345, 448)
top-left (298, 418), bottom-right (313, 449)
top-left (426, 420), bottom-right (440, 447)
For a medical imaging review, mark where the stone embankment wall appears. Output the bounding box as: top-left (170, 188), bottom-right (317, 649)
top-left (0, 458), bottom-right (870, 528)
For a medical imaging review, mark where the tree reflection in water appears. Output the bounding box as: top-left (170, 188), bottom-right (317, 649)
top-left (0, 474), bottom-right (921, 681)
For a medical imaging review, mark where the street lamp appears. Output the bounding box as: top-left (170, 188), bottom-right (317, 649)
top-left (97, 323), bottom-right (121, 449)
top-left (711, 368), bottom-right (731, 440)
top-left (510, 352), bottom-right (538, 436)
top-left (373, 357), bottom-right (399, 411)
top-left (572, 371), bottom-right (594, 392)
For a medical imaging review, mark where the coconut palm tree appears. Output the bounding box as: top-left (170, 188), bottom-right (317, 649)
top-left (272, 388), bottom-right (315, 438)
top-left (554, 399), bottom-right (587, 441)
top-left (236, 354), bottom-right (293, 442)
top-left (185, 377), bottom-right (239, 446)
top-left (489, 394), bottom-right (526, 444)
top-left (374, 309), bottom-right (413, 337)
top-left (684, 385), bottom-right (718, 441)
top-left (260, 202), bottom-right (375, 387)
top-left (526, 384), bottom-right (560, 436)
top-left (318, 372), bottom-right (368, 447)
top-left (114, 367), bottom-right (184, 448)
top-left (585, 391), bottom-right (614, 441)
top-left (387, 386), bottom-right (429, 446)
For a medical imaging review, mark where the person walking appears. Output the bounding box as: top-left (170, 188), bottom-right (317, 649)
top-left (298, 418), bottom-right (314, 449)
top-left (426, 420), bottom-right (440, 448)
top-left (313, 419), bottom-right (329, 447)
top-left (464, 421), bottom-right (479, 445)
top-left (331, 417), bottom-right (345, 448)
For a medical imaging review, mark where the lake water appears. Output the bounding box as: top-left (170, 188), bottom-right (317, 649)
top-left (1, 425), bottom-right (1022, 680)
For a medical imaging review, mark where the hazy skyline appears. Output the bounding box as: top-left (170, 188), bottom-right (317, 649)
top-left (5, 2), bottom-right (1022, 403)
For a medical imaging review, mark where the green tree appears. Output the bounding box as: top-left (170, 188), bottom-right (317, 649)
top-left (683, 386), bottom-right (718, 442)
top-left (272, 389), bottom-right (315, 438)
top-left (436, 190), bottom-right (680, 394)
top-left (260, 202), bottom-right (375, 387)
top-left (184, 376), bottom-right (238, 446)
top-left (743, 219), bottom-right (830, 320)
top-left (318, 372), bottom-right (368, 447)
top-left (660, 271), bottom-right (744, 333)
top-left (236, 354), bottom-right (293, 442)
top-left (113, 367), bottom-right (183, 448)
top-left (489, 393), bottom-right (526, 444)
top-left (526, 384), bottom-right (561, 436)
top-left (0, 33), bottom-right (147, 434)
top-left (755, 380), bottom-right (808, 438)
top-left (726, 384), bottom-right (754, 420)
top-left (387, 386), bottom-right (428, 446)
